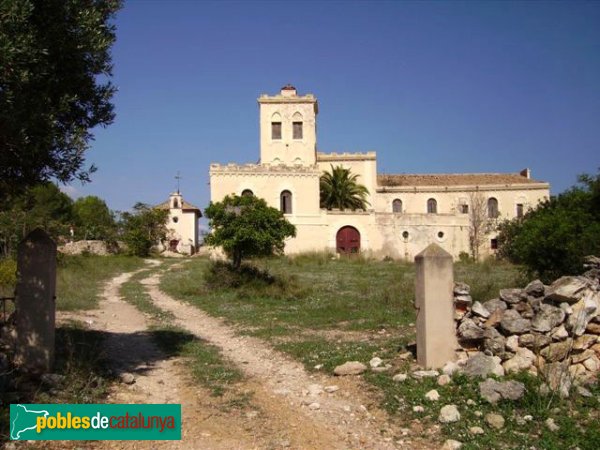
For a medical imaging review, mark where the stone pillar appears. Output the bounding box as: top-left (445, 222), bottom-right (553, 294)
top-left (414, 243), bottom-right (457, 369)
top-left (14, 228), bottom-right (57, 373)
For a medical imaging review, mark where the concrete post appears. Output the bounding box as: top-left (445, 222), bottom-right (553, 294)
top-left (414, 243), bottom-right (457, 368)
top-left (14, 228), bottom-right (57, 372)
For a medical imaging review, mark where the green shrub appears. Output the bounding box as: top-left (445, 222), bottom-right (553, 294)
top-left (0, 258), bottom-right (17, 293)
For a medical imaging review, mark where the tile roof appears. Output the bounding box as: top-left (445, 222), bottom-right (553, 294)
top-left (377, 173), bottom-right (545, 187)
top-left (155, 200), bottom-right (201, 212)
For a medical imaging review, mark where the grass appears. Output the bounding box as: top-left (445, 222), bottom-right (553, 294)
top-left (159, 253), bottom-right (600, 448)
top-left (56, 254), bottom-right (145, 310)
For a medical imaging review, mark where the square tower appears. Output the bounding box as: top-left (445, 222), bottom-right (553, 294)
top-left (258, 85), bottom-right (318, 166)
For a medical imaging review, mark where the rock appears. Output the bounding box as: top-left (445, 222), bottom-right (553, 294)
top-left (455, 294), bottom-right (473, 305)
top-left (245, 410), bottom-right (259, 419)
top-left (393, 373), bottom-right (408, 382)
top-left (437, 374), bottom-right (451, 386)
top-left (545, 418), bottom-right (559, 432)
top-left (584, 255), bottom-right (600, 269)
top-left (483, 298), bottom-right (508, 314)
top-left (573, 334), bottom-right (598, 350)
top-left (551, 325), bottom-right (569, 340)
top-left (540, 339), bottom-right (573, 362)
top-left (583, 355), bottom-right (600, 372)
top-left (571, 350), bottom-right (594, 364)
top-left (472, 301), bottom-right (490, 318)
top-left (519, 333), bottom-right (552, 349)
top-left (413, 405), bottom-right (425, 413)
top-left (560, 302), bottom-right (573, 315)
top-left (425, 389), bottom-right (440, 401)
top-left (369, 357), bottom-right (383, 368)
top-left (466, 399), bottom-right (476, 406)
top-left (544, 362), bottom-right (572, 397)
top-left (532, 304), bottom-right (566, 332)
top-left (324, 385), bottom-right (339, 393)
top-left (308, 402), bottom-right (320, 410)
top-left (120, 373), bottom-right (136, 385)
top-left (587, 322), bottom-right (600, 334)
top-left (506, 335), bottom-right (520, 352)
top-left (500, 309), bottom-right (531, 335)
top-left (484, 309), bottom-right (504, 328)
top-left (569, 363), bottom-right (587, 378)
top-left (546, 276), bottom-right (589, 304)
top-left (525, 279), bottom-right (545, 297)
top-left (485, 413), bottom-right (505, 429)
top-left (307, 384), bottom-right (324, 396)
top-left (503, 348), bottom-right (536, 373)
top-left (398, 351), bottom-right (412, 360)
top-left (40, 373), bottom-right (65, 387)
top-left (469, 426), bottom-right (485, 435)
top-left (500, 288), bottom-right (523, 304)
top-left (438, 405), bottom-right (461, 423)
top-left (462, 353), bottom-right (504, 378)
top-left (514, 301), bottom-right (534, 319)
top-left (454, 282), bottom-right (470, 296)
top-left (334, 361), bottom-right (367, 376)
top-left (441, 439), bottom-right (463, 450)
top-left (567, 291), bottom-right (600, 336)
top-left (442, 361), bottom-right (459, 376)
top-left (577, 385), bottom-right (593, 397)
top-left (412, 370), bottom-right (439, 379)
top-left (372, 366), bottom-right (390, 373)
top-left (479, 379), bottom-right (526, 403)
top-left (483, 327), bottom-right (506, 355)
top-left (458, 318), bottom-right (485, 340)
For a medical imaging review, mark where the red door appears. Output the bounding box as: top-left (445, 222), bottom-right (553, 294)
top-left (336, 226), bottom-right (360, 254)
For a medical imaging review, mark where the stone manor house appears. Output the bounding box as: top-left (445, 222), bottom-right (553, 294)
top-left (209, 85), bottom-right (550, 260)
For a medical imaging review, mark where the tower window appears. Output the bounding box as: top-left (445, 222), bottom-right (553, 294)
top-left (516, 203), bottom-right (524, 218)
top-left (271, 122), bottom-right (282, 140)
top-left (460, 204), bottom-right (469, 214)
top-left (392, 199), bottom-right (402, 213)
top-left (491, 238), bottom-right (498, 250)
top-left (488, 197), bottom-right (499, 218)
top-left (293, 122), bottom-right (303, 139)
top-left (280, 190), bottom-right (292, 214)
top-left (427, 198), bottom-right (437, 214)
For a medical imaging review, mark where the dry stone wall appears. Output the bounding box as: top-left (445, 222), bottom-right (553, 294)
top-left (454, 256), bottom-right (600, 386)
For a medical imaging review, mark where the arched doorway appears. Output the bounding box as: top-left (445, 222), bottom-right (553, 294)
top-left (336, 226), bottom-right (360, 254)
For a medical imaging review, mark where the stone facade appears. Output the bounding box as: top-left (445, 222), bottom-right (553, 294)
top-left (156, 192), bottom-right (201, 255)
top-left (209, 86), bottom-right (550, 260)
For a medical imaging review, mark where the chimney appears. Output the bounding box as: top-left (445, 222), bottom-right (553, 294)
top-left (281, 84), bottom-right (297, 97)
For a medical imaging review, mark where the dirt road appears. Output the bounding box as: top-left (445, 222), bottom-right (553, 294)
top-left (59, 261), bottom-right (431, 449)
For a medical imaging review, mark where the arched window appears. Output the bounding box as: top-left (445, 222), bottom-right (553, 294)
top-left (427, 198), bottom-right (437, 214)
top-left (271, 113), bottom-right (282, 140)
top-left (280, 190), bottom-right (292, 214)
top-left (392, 199), bottom-right (403, 213)
top-left (241, 189), bottom-right (254, 197)
top-left (172, 198), bottom-right (179, 208)
top-left (292, 112), bottom-right (303, 139)
top-left (488, 197), bottom-right (499, 218)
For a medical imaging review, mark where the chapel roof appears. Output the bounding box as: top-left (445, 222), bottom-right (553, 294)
top-left (377, 172), bottom-right (546, 187)
top-left (155, 199), bottom-right (202, 213)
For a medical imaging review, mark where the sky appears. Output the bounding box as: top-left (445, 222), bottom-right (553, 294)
top-left (68, 0), bottom-right (600, 216)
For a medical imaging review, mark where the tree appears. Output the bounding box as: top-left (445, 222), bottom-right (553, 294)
top-left (72, 196), bottom-right (116, 240)
top-left (468, 192), bottom-right (497, 261)
top-left (204, 194), bottom-right (296, 269)
top-left (0, 182), bottom-right (73, 256)
top-left (320, 165), bottom-right (370, 211)
top-left (497, 171), bottom-right (600, 282)
top-left (120, 203), bottom-right (168, 257)
top-left (0, 0), bottom-right (122, 198)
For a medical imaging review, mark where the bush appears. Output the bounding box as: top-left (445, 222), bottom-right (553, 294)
top-left (0, 258), bottom-right (17, 293)
top-left (497, 172), bottom-right (600, 282)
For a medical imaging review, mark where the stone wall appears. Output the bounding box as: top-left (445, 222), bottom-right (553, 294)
top-left (453, 256), bottom-right (600, 389)
top-left (58, 240), bottom-right (118, 256)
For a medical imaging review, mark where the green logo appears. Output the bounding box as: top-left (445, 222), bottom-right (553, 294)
top-left (10, 404), bottom-right (181, 440)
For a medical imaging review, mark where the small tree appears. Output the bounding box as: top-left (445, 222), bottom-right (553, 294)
top-left (468, 191), bottom-right (497, 261)
top-left (320, 165), bottom-right (370, 211)
top-left (73, 196), bottom-right (116, 240)
top-left (120, 203), bottom-right (168, 257)
top-left (204, 194), bottom-right (296, 269)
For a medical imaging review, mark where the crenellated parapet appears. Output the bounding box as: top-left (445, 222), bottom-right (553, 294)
top-left (210, 163), bottom-right (320, 178)
top-left (317, 151), bottom-right (377, 162)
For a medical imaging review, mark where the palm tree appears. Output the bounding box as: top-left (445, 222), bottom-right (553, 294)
top-left (320, 165), bottom-right (370, 211)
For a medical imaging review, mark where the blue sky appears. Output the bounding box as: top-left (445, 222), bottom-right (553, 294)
top-left (69, 0), bottom-right (600, 215)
